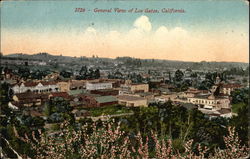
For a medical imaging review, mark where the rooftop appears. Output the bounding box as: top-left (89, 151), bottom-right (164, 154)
top-left (68, 89), bottom-right (86, 96)
top-left (50, 92), bottom-right (70, 99)
top-left (95, 96), bottom-right (118, 103)
top-left (217, 108), bottom-right (231, 114)
top-left (117, 95), bottom-right (146, 101)
top-left (15, 92), bottom-right (49, 100)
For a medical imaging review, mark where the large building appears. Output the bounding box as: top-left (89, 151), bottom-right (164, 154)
top-left (70, 80), bottom-right (85, 90)
top-left (57, 81), bottom-right (70, 92)
top-left (219, 83), bottom-right (242, 95)
top-left (187, 95), bottom-right (230, 110)
top-left (187, 76), bottom-right (231, 110)
top-left (80, 94), bottom-right (118, 107)
top-left (120, 83), bottom-right (149, 95)
top-left (12, 81), bottom-right (59, 94)
top-left (117, 95), bottom-right (148, 107)
top-left (86, 82), bottom-right (113, 90)
top-left (10, 92), bottom-right (49, 108)
top-left (212, 76), bottom-right (242, 95)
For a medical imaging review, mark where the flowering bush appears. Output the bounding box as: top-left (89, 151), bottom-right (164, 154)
top-left (20, 121), bottom-right (249, 159)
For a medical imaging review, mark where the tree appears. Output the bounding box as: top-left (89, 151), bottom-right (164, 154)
top-left (114, 70), bottom-right (123, 79)
top-left (18, 67), bottom-right (30, 79)
top-left (60, 70), bottom-right (72, 78)
top-left (174, 70), bottom-right (184, 82)
top-left (180, 80), bottom-right (192, 91)
top-left (49, 97), bottom-right (71, 113)
top-left (30, 70), bottom-right (49, 80)
top-left (47, 97), bottom-right (74, 123)
top-left (79, 65), bottom-right (88, 76)
top-left (0, 82), bottom-right (13, 116)
top-left (231, 88), bottom-right (248, 104)
top-left (94, 69), bottom-right (100, 79)
top-left (190, 72), bottom-right (198, 78)
top-left (229, 103), bottom-right (248, 146)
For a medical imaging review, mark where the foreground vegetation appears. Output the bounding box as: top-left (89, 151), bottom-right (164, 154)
top-left (10, 121), bottom-right (250, 159)
top-left (1, 82), bottom-right (249, 158)
top-left (87, 105), bottom-right (133, 117)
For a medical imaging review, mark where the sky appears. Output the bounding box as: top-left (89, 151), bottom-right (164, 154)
top-left (1, 0), bottom-right (249, 62)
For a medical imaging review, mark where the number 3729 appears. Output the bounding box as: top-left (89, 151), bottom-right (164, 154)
top-left (75, 8), bottom-right (86, 12)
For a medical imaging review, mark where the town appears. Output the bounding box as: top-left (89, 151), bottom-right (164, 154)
top-left (0, 52), bottom-right (249, 158)
top-left (1, 0), bottom-right (249, 158)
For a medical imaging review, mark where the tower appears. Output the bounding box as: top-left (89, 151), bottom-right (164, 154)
top-left (215, 75), bottom-right (221, 84)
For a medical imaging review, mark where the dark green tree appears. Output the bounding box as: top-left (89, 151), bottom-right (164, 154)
top-left (174, 70), bottom-right (184, 82)
top-left (60, 70), bottom-right (72, 78)
top-left (18, 67), bottom-right (30, 79)
top-left (93, 69), bottom-right (100, 79)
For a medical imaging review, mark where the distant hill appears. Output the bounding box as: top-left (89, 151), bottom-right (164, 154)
top-left (4, 53), bottom-right (77, 63)
top-left (3, 53), bottom-right (248, 70)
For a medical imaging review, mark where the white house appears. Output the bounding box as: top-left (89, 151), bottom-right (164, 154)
top-left (86, 82), bottom-right (112, 90)
top-left (187, 95), bottom-right (230, 110)
top-left (12, 81), bottom-right (59, 94)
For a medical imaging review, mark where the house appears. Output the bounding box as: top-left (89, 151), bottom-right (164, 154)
top-left (49, 92), bottom-right (71, 100)
top-left (213, 76), bottom-right (242, 95)
top-left (155, 94), bottom-right (177, 103)
top-left (130, 84), bottom-right (149, 93)
top-left (187, 95), bottom-right (230, 110)
top-left (57, 81), bottom-right (70, 92)
top-left (100, 79), bottom-right (125, 88)
top-left (220, 83), bottom-right (242, 95)
top-left (184, 88), bottom-right (209, 98)
top-left (11, 92), bottom-right (49, 107)
top-left (12, 81), bottom-right (59, 94)
top-left (70, 80), bottom-right (85, 90)
top-left (117, 95), bottom-right (147, 107)
top-left (86, 81), bottom-right (113, 90)
top-left (120, 83), bottom-right (149, 95)
top-left (187, 77), bottom-right (231, 111)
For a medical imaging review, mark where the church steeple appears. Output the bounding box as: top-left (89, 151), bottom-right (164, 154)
top-left (215, 75), bottom-right (221, 84)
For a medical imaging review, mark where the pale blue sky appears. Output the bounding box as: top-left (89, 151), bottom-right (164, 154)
top-left (1, 0), bottom-right (249, 33)
top-left (1, 0), bottom-right (249, 62)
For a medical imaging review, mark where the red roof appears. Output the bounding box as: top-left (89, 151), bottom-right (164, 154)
top-left (17, 81), bottom-right (58, 87)
top-left (222, 83), bottom-right (241, 88)
top-left (15, 92), bottom-right (49, 100)
top-left (40, 81), bottom-right (57, 86)
top-left (23, 82), bottom-right (38, 87)
top-left (50, 92), bottom-right (71, 99)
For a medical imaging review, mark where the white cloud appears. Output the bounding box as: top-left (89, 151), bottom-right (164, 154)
top-left (155, 26), bottom-right (168, 36)
top-left (3, 15), bottom-right (247, 62)
top-left (155, 26), bottom-right (188, 38)
top-left (133, 15), bottom-right (152, 32)
top-left (85, 27), bottom-right (97, 35)
top-left (169, 27), bottom-right (188, 37)
top-left (106, 30), bottom-right (121, 39)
